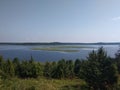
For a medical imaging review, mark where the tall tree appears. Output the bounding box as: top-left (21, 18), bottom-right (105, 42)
top-left (56, 59), bottom-right (66, 79)
top-left (51, 61), bottom-right (58, 78)
top-left (74, 59), bottom-right (81, 77)
top-left (43, 62), bottom-right (52, 78)
top-left (0, 56), bottom-right (4, 71)
top-left (51, 59), bottom-right (66, 79)
top-left (80, 47), bottom-right (118, 90)
top-left (65, 60), bottom-right (74, 79)
top-left (4, 59), bottom-right (15, 77)
top-left (12, 57), bottom-right (20, 76)
top-left (115, 48), bottom-right (120, 73)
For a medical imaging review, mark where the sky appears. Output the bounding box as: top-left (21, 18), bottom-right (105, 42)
top-left (0, 0), bottom-right (120, 43)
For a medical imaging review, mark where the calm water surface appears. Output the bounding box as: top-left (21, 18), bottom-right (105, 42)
top-left (0, 45), bottom-right (119, 62)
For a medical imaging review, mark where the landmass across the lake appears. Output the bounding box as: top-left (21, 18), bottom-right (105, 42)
top-left (0, 42), bottom-right (120, 45)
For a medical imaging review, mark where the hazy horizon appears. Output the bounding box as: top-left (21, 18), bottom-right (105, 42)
top-left (1, 41), bottom-right (120, 43)
top-left (0, 0), bottom-right (120, 43)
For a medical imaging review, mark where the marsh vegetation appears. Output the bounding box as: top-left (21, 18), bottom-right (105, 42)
top-left (31, 45), bottom-right (94, 52)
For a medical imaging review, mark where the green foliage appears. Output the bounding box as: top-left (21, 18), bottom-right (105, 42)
top-left (19, 57), bottom-right (43, 78)
top-left (115, 48), bottom-right (120, 74)
top-left (0, 56), bottom-right (4, 71)
top-left (51, 61), bottom-right (57, 78)
top-left (4, 59), bottom-right (15, 77)
top-left (19, 61), bottom-right (40, 78)
top-left (0, 77), bottom-right (86, 90)
top-left (74, 59), bottom-right (82, 77)
top-left (80, 47), bottom-right (118, 89)
top-left (35, 62), bottom-right (43, 76)
top-left (12, 57), bottom-right (21, 76)
top-left (43, 62), bottom-right (52, 78)
top-left (51, 59), bottom-right (75, 79)
top-left (65, 60), bottom-right (74, 79)
top-left (55, 59), bottom-right (66, 79)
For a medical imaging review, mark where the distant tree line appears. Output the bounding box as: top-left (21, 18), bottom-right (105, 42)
top-left (0, 47), bottom-right (120, 89)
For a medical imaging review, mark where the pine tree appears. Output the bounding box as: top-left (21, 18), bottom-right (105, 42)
top-left (80, 47), bottom-right (118, 90)
top-left (74, 59), bottom-right (81, 77)
top-left (12, 57), bottom-right (20, 76)
top-left (115, 48), bottom-right (120, 73)
top-left (43, 62), bottom-right (52, 78)
top-left (5, 59), bottom-right (15, 77)
top-left (65, 60), bottom-right (74, 79)
top-left (0, 56), bottom-right (4, 71)
top-left (56, 59), bottom-right (66, 79)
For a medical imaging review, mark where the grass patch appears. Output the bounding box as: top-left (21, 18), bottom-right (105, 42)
top-left (1, 77), bottom-right (120, 90)
top-left (32, 48), bottom-right (79, 52)
top-left (0, 77), bottom-right (87, 90)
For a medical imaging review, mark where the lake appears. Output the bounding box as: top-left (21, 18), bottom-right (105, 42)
top-left (0, 44), bottom-right (119, 62)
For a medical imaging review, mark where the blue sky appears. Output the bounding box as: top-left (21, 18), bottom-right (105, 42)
top-left (0, 0), bottom-right (120, 43)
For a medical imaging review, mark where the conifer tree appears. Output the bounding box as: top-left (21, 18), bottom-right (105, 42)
top-left (80, 47), bottom-right (118, 89)
top-left (5, 59), bottom-right (15, 77)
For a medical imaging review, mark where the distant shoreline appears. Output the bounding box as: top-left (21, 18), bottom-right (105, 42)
top-left (0, 42), bottom-right (120, 45)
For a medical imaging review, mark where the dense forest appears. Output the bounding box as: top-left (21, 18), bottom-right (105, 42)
top-left (0, 47), bottom-right (120, 90)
